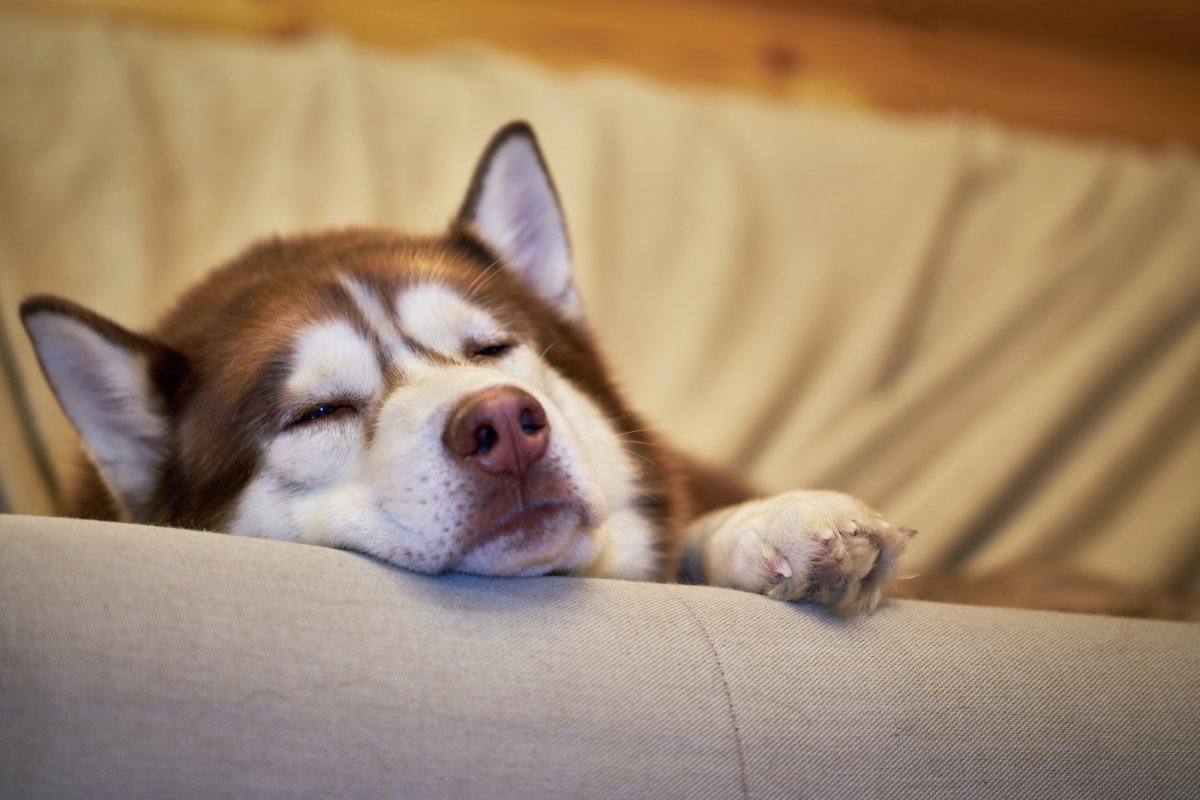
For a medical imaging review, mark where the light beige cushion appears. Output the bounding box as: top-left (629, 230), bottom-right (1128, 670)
top-left (2, 513), bottom-right (1198, 798)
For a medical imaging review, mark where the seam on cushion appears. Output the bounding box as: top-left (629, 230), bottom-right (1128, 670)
top-left (670, 588), bottom-right (750, 800)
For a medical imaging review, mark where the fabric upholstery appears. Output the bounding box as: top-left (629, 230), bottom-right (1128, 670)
top-left (2, 513), bottom-right (1198, 799)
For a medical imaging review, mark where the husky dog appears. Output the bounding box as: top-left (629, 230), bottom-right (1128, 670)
top-left (21, 122), bottom-right (913, 614)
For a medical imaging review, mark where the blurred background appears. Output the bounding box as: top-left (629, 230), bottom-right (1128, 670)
top-left (1, 0), bottom-right (1198, 595)
top-left (5, 0), bottom-right (1198, 145)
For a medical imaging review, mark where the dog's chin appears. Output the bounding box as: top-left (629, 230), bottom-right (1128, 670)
top-left (454, 503), bottom-right (601, 577)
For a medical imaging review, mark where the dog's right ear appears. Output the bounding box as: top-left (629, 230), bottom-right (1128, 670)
top-left (454, 121), bottom-right (584, 321)
top-left (20, 296), bottom-right (182, 521)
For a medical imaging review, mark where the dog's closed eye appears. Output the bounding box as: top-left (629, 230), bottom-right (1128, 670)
top-left (288, 402), bottom-right (356, 428)
top-left (473, 342), bottom-right (514, 359)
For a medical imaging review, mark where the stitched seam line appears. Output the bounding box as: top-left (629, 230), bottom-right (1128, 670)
top-left (672, 588), bottom-right (750, 800)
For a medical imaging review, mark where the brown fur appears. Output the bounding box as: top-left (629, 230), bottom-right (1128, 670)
top-left (23, 227), bottom-right (736, 579)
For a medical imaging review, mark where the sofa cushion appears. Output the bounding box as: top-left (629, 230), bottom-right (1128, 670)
top-left (2, 513), bottom-right (1198, 798)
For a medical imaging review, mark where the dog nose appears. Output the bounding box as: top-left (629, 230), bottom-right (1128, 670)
top-left (444, 386), bottom-right (549, 475)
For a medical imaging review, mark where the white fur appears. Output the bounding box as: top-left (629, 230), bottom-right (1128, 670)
top-left (396, 283), bottom-right (505, 359)
top-left (684, 491), bottom-right (912, 614)
top-left (338, 276), bottom-right (406, 360)
top-left (227, 281), bottom-right (656, 579)
top-left (286, 320), bottom-right (384, 404)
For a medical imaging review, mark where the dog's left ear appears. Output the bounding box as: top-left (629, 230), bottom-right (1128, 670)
top-left (455, 121), bottom-right (583, 321)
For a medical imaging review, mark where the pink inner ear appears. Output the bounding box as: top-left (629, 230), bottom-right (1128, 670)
top-left (23, 310), bottom-right (166, 517)
top-left (464, 132), bottom-right (582, 319)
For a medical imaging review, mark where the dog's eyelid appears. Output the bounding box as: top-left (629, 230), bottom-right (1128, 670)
top-left (469, 338), bottom-right (518, 359)
top-left (283, 396), bottom-right (362, 430)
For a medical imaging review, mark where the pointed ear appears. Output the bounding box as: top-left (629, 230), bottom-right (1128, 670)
top-left (455, 121), bottom-right (583, 321)
top-left (20, 296), bottom-right (182, 521)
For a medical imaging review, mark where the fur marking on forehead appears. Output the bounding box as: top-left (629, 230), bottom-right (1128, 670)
top-left (397, 283), bottom-right (505, 357)
top-left (287, 320), bottom-right (383, 399)
top-left (338, 277), bottom-right (399, 346)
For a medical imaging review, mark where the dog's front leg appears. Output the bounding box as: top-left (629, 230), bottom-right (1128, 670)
top-left (681, 491), bottom-right (915, 614)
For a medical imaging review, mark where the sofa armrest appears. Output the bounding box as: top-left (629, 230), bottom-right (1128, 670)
top-left (2, 513), bottom-right (1198, 799)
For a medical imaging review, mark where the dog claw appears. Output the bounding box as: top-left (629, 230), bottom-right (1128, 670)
top-left (763, 544), bottom-right (793, 582)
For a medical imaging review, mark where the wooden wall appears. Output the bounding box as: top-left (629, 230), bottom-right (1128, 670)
top-left (4, 0), bottom-right (1199, 148)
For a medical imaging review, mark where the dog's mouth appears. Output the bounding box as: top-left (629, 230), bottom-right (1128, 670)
top-left (456, 499), bottom-right (598, 577)
top-left (473, 501), bottom-right (573, 546)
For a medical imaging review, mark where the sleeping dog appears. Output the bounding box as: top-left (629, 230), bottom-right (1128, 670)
top-left (21, 121), bottom-right (914, 614)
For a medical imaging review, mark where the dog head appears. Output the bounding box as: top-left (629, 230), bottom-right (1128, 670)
top-left (22, 122), bottom-right (668, 579)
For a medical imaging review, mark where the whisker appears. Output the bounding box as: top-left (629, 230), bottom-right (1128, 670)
top-left (601, 447), bottom-right (662, 467)
top-left (466, 257), bottom-right (505, 295)
top-left (589, 455), bottom-right (657, 469)
top-left (632, 488), bottom-right (663, 505)
top-left (620, 448), bottom-right (659, 467)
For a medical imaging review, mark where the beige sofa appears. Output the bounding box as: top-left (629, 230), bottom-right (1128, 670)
top-left (3, 512), bottom-right (1199, 798)
top-left (1, 10), bottom-right (1199, 797)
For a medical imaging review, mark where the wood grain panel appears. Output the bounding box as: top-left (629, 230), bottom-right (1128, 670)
top-left (4, 0), bottom-right (1199, 147)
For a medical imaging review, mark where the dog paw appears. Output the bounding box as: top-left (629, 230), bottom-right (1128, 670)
top-left (706, 491), bottom-right (915, 614)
